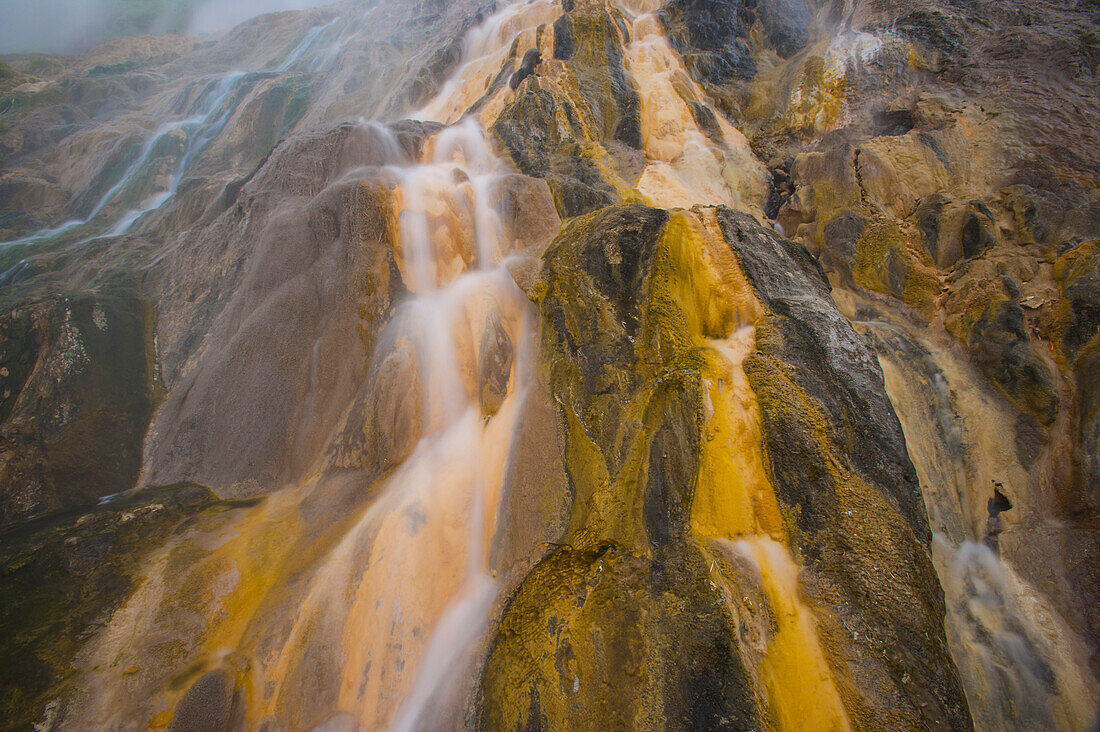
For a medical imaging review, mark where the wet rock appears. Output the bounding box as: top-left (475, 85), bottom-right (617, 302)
top-left (914, 194), bottom-right (952, 265)
top-left (536, 205), bottom-right (670, 467)
top-left (756, 0), bottom-right (812, 58)
top-left (489, 376), bottom-right (571, 571)
top-left (715, 207), bottom-right (970, 729)
top-left (307, 712), bottom-right (360, 732)
top-left (491, 174), bottom-right (561, 255)
top-left (478, 311), bottom-right (513, 418)
top-left (688, 100), bottom-right (723, 144)
top-left (0, 293), bottom-right (156, 525)
top-left (403, 5), bottom-right (495, 109)
top-left (143, 133), bottom-right (404, 493)
top-left (482, 203), bottom-right (763, 728)
top-left (330, 334), bottom-right (423, 475)
top-left (947, 292), bottom-right (1059, 425)
top-left (169, 670), bottom-right (237, 732)
top-left (716, 208), bottom-right (928, 537)
top-left (0, 483), bottom-right (223, 729)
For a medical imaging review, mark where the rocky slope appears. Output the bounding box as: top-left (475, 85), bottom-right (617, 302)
top-left (0, 0), bottom-right (1097, 729)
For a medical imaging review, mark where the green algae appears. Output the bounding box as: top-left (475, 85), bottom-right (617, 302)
top-left (853, 217), bottom-right (940, 311)
top-left (478, 541), bottom-right (762, 731)
top-left (479, 205), bottom-right (772, 728)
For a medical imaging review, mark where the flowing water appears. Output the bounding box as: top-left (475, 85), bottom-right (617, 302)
top-left (1, 70), bottom-right (249, 249)
top-left (7, 1), bottom-right (1097, 728)
top-left (865, 320), bottom-right (1099, 730)
top-left (263, 117), bottom-right (533, 728)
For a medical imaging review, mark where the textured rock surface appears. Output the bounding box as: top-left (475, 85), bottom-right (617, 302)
top-left (0, 0), bottom-right (1097, 729)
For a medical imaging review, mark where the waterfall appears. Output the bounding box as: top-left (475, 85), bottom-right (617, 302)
top-left (0, 71), bottom-right (248, 248)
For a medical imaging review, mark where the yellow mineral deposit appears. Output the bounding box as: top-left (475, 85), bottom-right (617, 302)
top-left (721, 537), bottom-right (851, 732)
top-left (624, 10), bottom-right (768, 213)
top-left (417, 0), bottom-right (561, 126)
top-left (8, 0), bottom-right (1095, 729)
top-left (663, 211), bottom-right (846, 731)
top-left (73, 488), bottom-right (306, 728)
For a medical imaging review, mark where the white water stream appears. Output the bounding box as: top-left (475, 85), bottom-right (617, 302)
top-left (1, 70), bottom-right (248, 250)
top-left (252, 112), bottom-right (534, 729)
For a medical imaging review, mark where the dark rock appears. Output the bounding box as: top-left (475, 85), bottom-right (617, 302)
top-left (714, 206), bottom-right (971, 730)
top-left (1004, 184), bottom-right (1100, 250)
top-left (478, 544), bottom-right (763, 730)
top-left (716, 207), bottom-right (928, 540)
top-left (493, 91), bottom-right (619, 218)
top-left (914, 195), bottom-right (998, 268)
top-left (960, 206), bottom-right (997, 258)
top-left (553, 14), bottom-right (577, 60)
top-left (965, 298), bottom-right (1060, 425)
top-left (822, 210), bottom-right (867, 277)
top-left (329, 331), bottom-right (422, 475)
top-left (1057, 240), bottom-right (1100, 354)
top-left (546, 171), bottom-right (617, 218)
top-left (478, 310), bottom-right (513, 417)
top-left (1014, 412), bottom-right (1045, 467)
top-left (642, 385), bottom-right (699, 547)
top-left (688, 100), bottom-right (722, 143)
top-left (874, 107), bottom-right (916, 137)
top-left (0, 293), bottom-right (157, 525)
top-left (493, 89), bottom-right (561, 179)
top-left (478, 203), bottom-right (764, 727)
top-left (509, 49), bottom-right (543, 90)
top-left (169, 671), bottom-right (235, 732)
top-left (568, 6), bottom-right (642, 148)
top-left (1077, 338), bottom-right (1100, 507)
top-left (893, 9), bottom-right (965, 57)
top-left (658, 0), bottom-right (758, 84)
top-left (756, 0), bottom-right (812, 58)
top-left (0, 483), bottom-right (223, 729)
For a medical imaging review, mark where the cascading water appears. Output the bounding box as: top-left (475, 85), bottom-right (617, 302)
top-left (4, 0), bottom-right (1098, 729)
top-left (415, 0), bottom-right (559, 125)
top-left (104, 71), bottom-right (248, 237)
top-left (0, 71), bottom-right (248, 249)
top-left (274, 18), bottom-right (340, 72)
top-left (243, 116), bottom-right (536, 729)
top-left (862, 320), bottom-right (1099, 730)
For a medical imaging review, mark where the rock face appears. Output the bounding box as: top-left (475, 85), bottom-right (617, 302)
top-left (0, 0), bottom-right (1097, 730)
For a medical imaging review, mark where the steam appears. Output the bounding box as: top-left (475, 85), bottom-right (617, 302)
top-left (186, 0), bottom-right (336, 35)
top-left (0, 0), bottom-right (110, 55)
top-left (0, 0), bottom-right (337, 56)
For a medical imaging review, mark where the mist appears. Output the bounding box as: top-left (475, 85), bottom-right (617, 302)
top-left (0, 0), bottom-right (110, 55)
top-left (187, 0), bottom-right (337, 35)
top-left (0, 0), bottom-right (337, 55)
